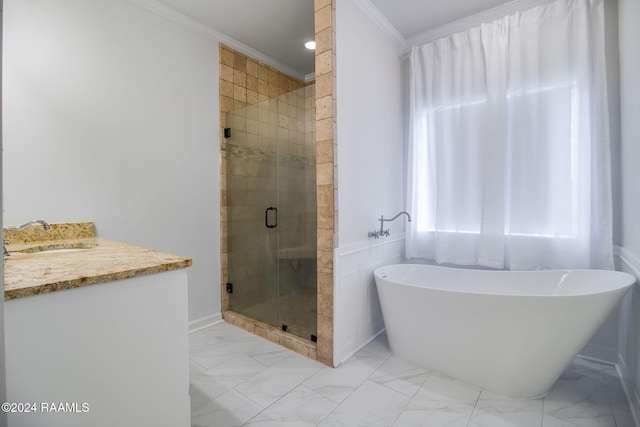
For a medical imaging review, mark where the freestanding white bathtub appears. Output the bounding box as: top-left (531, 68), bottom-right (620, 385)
top-left (374, 264), bottom-right (636, 398)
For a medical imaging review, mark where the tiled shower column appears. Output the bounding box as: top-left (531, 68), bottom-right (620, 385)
top-left (314, 0), bottom-right (336, 367)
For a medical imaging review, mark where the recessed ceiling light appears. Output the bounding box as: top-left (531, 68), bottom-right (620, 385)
top-left (304, 41), bottom-right (316, 50)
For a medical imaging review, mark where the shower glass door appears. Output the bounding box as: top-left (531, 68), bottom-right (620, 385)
top-left (226, 84), bottom-right (317, 341)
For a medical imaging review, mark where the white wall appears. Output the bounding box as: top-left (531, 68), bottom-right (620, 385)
top-left (3, 0), bottom-right (221, 327)
top-left (619, 2), bottom-right (640, 255)
top-left (0, 1), bottom-right (6, 423)
top-left (334, 0), bottom-right (404, 364)
top-left (336, 3), bottom-right (404, 246)
top-left (616, 0), bottom-right (640, 419)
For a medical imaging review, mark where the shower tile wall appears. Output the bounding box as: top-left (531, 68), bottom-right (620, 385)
top-left (219, 44), bottom-right (323, 361)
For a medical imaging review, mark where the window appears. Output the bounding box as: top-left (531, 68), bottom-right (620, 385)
top-left (407, 0), bottom-right (613, 269)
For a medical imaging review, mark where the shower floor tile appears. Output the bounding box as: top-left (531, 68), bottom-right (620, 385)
top-left (189, 322), bottom-right (636, 427)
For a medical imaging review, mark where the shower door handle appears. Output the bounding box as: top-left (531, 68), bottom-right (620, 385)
top-left (265, 207), bottom-right (278, 228)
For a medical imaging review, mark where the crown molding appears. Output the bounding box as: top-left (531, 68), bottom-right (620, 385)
top-left (127, 0), bottom-right (306, 81)
top-left (355, 0), bottom-right (552, 58)
top-left (353, 0), bottom-right (405, 48)
top-left (402, 0), bottom-right (553, 54)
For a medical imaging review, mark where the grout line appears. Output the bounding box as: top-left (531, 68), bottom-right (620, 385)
top-left (466, 390), bottom-right (483, 427)
top-left (235, 351), bottom-right (324, 425)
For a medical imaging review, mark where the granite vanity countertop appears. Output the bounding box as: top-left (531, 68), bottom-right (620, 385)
top-left (4, 222), bottom-right (192, 300)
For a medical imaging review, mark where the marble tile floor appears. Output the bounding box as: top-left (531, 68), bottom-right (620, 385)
top-left (190, 322), bottom-right (636, 427)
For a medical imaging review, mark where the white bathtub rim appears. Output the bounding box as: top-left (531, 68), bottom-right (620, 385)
top-left (374, 263), bottom-right (636, 298)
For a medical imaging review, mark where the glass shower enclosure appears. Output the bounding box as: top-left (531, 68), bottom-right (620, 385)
top-left (225, 84), bottom-right (317, 341)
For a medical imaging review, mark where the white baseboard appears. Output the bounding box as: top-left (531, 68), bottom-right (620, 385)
top-left (580, 343), bottom-right (621, 365)
top-left (576, 353), bottom-right (617, 367)
top-left (188, 313), bottom-right (223, 333)
top-left (336, 328), bottom-right (386, 367)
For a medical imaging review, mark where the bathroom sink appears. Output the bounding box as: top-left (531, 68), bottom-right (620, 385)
top-left (17, 242), bottom-right (97, 254)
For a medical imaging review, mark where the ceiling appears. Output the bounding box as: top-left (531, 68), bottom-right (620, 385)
top-left (370, 0), bottom-right (514, 40)
top-left (152, 0), bottom-right (515, 78)
top-left (155, 0), bottom-right (316, 78)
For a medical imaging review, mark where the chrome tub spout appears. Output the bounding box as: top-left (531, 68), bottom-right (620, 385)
top-left (379, 211), bottom-right (411, 234)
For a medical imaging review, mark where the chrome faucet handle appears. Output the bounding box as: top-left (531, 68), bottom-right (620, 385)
top-left (368, 230), bottom-right (390, 239)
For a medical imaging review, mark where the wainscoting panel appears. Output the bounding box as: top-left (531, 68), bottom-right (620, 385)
top-left (614, 246), bottom-right (640, 426)
top-left (334, 235), bottom-right (405, 365)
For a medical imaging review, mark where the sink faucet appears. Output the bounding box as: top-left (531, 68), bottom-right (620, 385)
top-left (5, 220), bottom-right (51, 232)
top-left (379, 211), bottom-right (412, 234)
top-left (3, 220), bottom-right (51, 257)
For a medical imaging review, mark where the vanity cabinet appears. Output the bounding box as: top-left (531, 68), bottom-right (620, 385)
top-left (3, 223), bottom-right (192, 426)
top-left (5, 269), bottom-right (190, 427)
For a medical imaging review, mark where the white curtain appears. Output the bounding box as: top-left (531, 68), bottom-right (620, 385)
top-left (407, 0), bottom-right (613, 270)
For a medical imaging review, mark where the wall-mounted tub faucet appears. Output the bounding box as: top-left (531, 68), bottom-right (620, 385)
top-left (379, 211), bottom-right (411, 234)
top-left (369, 212), bottom-right (412, 239)
top-left (3, 220), bottom-right (51, 257)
